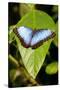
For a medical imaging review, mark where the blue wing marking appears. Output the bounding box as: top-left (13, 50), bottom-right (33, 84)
top-left (17, 26), bottom-right (33, 45)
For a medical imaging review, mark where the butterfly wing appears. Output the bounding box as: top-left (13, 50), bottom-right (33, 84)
top-left (13, 26), bottom-right (33, 48)
top-left (30, 29), bottom-right (55, 49)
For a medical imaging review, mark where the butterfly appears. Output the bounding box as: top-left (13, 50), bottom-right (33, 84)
top-left (13, 26), bottom-right (55, 49)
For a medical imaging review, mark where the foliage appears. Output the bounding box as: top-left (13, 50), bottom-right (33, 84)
top-left (45, 61), bottom-right (58, 74)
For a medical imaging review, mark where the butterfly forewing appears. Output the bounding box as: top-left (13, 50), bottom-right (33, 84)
top-left (14, 26), bottom-right (33, 48)
top-left (17, 26), bottom-right (33, 44)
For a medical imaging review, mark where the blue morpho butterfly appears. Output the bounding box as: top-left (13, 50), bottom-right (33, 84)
top-left (13, 26), bottom-right (55, 49)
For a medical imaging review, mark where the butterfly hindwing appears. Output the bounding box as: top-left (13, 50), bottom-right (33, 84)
top-left (30, 29), bottom-right (55, 49)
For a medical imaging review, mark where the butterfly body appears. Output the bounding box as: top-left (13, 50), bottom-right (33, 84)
top-left (13, 26), bottom-right (55, 49)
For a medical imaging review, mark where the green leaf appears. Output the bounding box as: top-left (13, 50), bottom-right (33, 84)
top-left (8, 25), bottom-right (16, 43)
top-left (15, 10), bottom-right (55, 78)
top-left (17, 10), bottom-right (55, 30)
top-left (19, 3), bottom-right (35, 17)
top-left (45, 61), bottom-right (58, 75)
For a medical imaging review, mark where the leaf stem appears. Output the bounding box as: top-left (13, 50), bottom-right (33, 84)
top-left (9, 54), bottom-right (19, 67)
